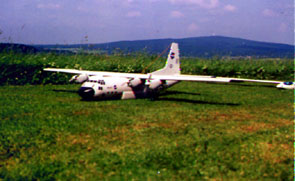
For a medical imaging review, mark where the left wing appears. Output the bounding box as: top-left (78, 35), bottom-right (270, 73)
top-left (152, 74), bottom-right (281, 84)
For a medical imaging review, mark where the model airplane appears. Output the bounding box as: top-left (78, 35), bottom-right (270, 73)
top-left (44, 43), bottom-right (294, 100)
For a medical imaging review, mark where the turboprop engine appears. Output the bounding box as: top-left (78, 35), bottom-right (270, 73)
top-left (146, 79), bottom-right (163, 90)
top-left (128, 78), bottom-right (142, 87)
top-left (69, 74), bottom-right (89, 83)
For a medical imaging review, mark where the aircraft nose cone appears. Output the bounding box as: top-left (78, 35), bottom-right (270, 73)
top-left (78, 87), bottom-right (95, 99)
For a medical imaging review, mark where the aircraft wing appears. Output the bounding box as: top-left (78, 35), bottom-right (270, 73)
top-left (152, 75), bottom-right (232, 83)
top-left (225, 78), bottom-right (281, 84)
top-left (44, 68), bottom-right (282, 84)
top-left (44, 68), bottom-right (214, 80)
top-left (44, 68), bottom-right (149, 79)
top-left (151, 74), bottom-right (282, 84)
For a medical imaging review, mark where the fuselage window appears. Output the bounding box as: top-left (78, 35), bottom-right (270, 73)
top-left (98, 87), bottom-right (103, 90)
top-left (97, 80), bottom-right (106, 85)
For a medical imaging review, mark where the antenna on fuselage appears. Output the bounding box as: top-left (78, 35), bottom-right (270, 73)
top-left (141, 44), bottom-right (171, 74)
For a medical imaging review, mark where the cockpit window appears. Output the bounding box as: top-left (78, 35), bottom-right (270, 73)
top-left (86, 79), bottom-right (105, 85)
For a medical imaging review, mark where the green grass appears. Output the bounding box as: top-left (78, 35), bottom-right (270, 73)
top-left (0, 82), bottom-right (293, 180)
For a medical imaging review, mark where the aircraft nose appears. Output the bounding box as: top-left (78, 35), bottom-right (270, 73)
top-left (78, 87), bottom-right (95, 99)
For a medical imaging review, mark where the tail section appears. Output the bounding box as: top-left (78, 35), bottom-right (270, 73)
top-left (152, 43), bottom-right (180, 75)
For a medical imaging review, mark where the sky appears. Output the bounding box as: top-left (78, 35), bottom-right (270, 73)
top-left (0, 0), bottom-right (293, 45)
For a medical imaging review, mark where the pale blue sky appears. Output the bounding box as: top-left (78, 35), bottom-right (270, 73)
top-left (0, 0), bottom-right (293, 44)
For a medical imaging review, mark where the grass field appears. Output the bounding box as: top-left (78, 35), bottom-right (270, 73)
top-left (0, 81), bottom-right (293, 180)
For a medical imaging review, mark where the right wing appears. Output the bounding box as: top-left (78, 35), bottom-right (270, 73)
top-left (44, 68), bottom-right (150, 79)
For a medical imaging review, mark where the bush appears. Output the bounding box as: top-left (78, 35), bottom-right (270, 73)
top-left (0, 52), bottom-right (293, 85)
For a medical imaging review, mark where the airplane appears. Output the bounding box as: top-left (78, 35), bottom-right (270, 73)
top-left (44, 43), bottom-right (294, 100)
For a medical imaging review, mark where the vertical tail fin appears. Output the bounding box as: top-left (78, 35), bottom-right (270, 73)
top-left (152, 43), bottom-right (180, 75)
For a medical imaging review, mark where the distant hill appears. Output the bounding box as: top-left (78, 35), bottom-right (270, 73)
top-left (0, 43), bottom-right (74, 54)
top-left (0, 43), bottom-right (39, 54)
top-left (8, 36), bottom-right (295, 58)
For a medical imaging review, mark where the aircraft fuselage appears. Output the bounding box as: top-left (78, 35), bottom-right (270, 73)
top-left (78, 76), bottom-right (179, 100)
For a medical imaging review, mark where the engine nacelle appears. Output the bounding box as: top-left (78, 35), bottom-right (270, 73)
top-left (148, 79), bottom-right (163, 90)
top-left (128, 78), bottom-right (142, 87)
top-left (69, 74), bottom-right (89, 83)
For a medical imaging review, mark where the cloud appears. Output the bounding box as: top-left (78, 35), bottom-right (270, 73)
top-left (170, 11), bottom-right (184, 18)
top-left (37, 3), bottom-right (61, 9)
top-left (262, 9), bottom-right (277, 17)
top-left (169, 0), bottom-right (219, 9)
top-left (224, 4), bottom-right (236, 12)
top-left (126, 11), bottom-right (142, 17)
top-left (188, 23), bottom-right (199, 32)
